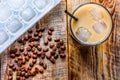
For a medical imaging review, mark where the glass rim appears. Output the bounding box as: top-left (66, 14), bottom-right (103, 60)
top-left (70, 2), bottom-right (113, 46)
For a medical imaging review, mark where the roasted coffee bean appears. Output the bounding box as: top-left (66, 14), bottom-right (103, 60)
top-left (54, 38), bottom-right (60, 42)
top-left (17, 62), bottom-right (22, 67)
top-left (59, 39), bottom-right (64, 45)
top-left (32, 59), bottom-right (37, 64)
top-left (10, 54), bottom-right (15, 58)
top-left (33, 50), bottom-right (37, 55)
top-left (28, 53), bottom-right (31, 58)
top-left (41, 52), bottom-right (45, 59)
top-left (21, 71), bottom-right (25, 76)
top-left (34, 36), bottom-right (39, 41)
top-left (56, 43), bottom-right (60, 48)
top-left (49, 26), bottom-right (54, 32)
top-left (31, 47), bottom-right (36, 52)
top-left (25, 56), bottom-right (29, 61)
top-left (44, 40), bottom-right (48, 45)
top-left (34, 32), bottom-right (38, 37)
top-left (18, 56), bottom-right (22, 60)
top-left (37, 52), bottom-right (42, 56)
top-left (50, 51), bottom-right (56, 56)
top-left (29, 38), bottom-right (34, 42)
top-left (25, 73), bottom-right (29, 78)
top-left (50, 57), bottom-right (55, 64)
top-left (18, 38), bottom-right (22, 43)
top-left (39, 60), bottom-right (44, 66)
top-left (36, 23), bottom-right (39, 29)
top-left (52, 46), bottom-right (57, 51)
top-left (24, 68), bottom-right (28, 72)
top-left (28, 34), bottom-right (32, 38)
top-left (47, 36), bottom-right (52, 41)
top-left (22, 59), bottom-right (26, 64)
top-left (21, 77), bottom-right (25, 80)
top-left (38, 32), bottom-right (42, 38)
top-left (39, 67), bottom-right (44, 74)
top-left (41, 27), bottom-right (45, 32)
top-left (8, 63), bottom-right (14, 68)
top-left (14, 58), bottom-right (18, 63)
top-left (29, 63), bottom-right (34, 67)
top-left (7, 69), bottom-right (13, 76)
top-left (34, 42), bottom-right (39, 47)
top-left (28, 29), bottom-right (33, 33)
top-left (19, 46), bottom-right (24, 52)
top-left (16, 76), bottom-right (20, 80)
top-left (8, 76), bottom-right (13, 80)
top-left (46, 53), bottom-right (51, 59)
top-left (43, 47), bottom-right (49, 52)
top-left (48, 30), bottom-right (52, 35)
top-left (29, 42), bottom-right (35, 47)
top-left (16, 67), bottom-right (21, 71)
top-left (24, 35), bottom-right (28, 41)
top-left (17, 71), bottom-right (21, 76)
top-left (22, 41), bottom-right (26, 45)
top-left (27, 71), bottom-right (32, 76)
top-left (15, 52), bottom-right (20, 56)
top-left (58, 49), bottom-right (64, 54)
top-left (36, 28), bottom-right (41, 32)
top-left (60, 45), bottom-right (66, 50)
top-left (32, 55), bottom-right (37, 59)
top-left (43, 63), bottom-right (47, 69)
top-left (60, 54), bottom-right (66, 58)
top-left (35, 67), bottom-right (39, 73)
top-left (28, 66), bottom-right (32, 70)
top-left (9, 48), bottom-right (17, 53)
top-left (54, 54), bottom-right (58, 59)
top-left (24, 51), bottom-right (28, 56)
top-left (31, 71), bottom-right (36, 76)
top-left (27, 46), bottom-right (32, 51)
top-left (49, 43), bottom-right (54, 48)
top-left (37, 46), bottom-right (42, 51)
top-left (12, 66), bottom-right (16, 71)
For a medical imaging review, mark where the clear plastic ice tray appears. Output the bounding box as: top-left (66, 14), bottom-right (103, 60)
top-left (0, 0), bottom-right (61, 53)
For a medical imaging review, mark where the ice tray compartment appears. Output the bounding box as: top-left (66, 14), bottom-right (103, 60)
top-left (0, 0), bottom-right (61, 53)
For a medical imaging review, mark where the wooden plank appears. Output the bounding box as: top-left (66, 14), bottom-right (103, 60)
top-left (1, 0), bottom-right (68, 80)
top-left (67, 0), bottom-right (120, 80)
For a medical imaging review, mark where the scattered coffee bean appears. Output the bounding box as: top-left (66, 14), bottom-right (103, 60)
top-left (18, 38), bottom-right (22, 43)
top-left (34, 32), bottom-right (38, 37)
top-left (14, 58), bottom-right (18, 63)
top-left (28, 53), bottom-right (31, 58)
top-left (46, 53), bottom-right (51, 59)
top-left (28, 29), bottom-right (33, 33)
top-left (27, 46), bottom-right (32, 51)
top-left (41, 52), bottom-right (45, 59)
top-left (28, 66), bottom-right (32, 70)
top-left (37, 52), bottom-right (42, 56)
top-left (16, 71), bottom-right (21, 76)
top-left (17, 62), bottom-right (22, 67)
top-left (10, 53), bottom-right (15, 58)
top-left (16, 67), bottom-right (21, 71)
top-left (24, 35), bottom-right (28, 41)
top-left (21, 77), bottom-right (25, 80)
top-left (34, 42), bottom-right (39, 47)
top-left (16, 76), bottom-right (20, 80)
top-left (22, 59), bottom-right (26, 64)
top-left (37, 46), bottom-right (42, 51)
top-left (32, 55), bottom-right (37, 59)
top-left (43, 47), bottom-right (49, 52)
top-left (31, 47), bottom-right (36, 52)
top-left (33, 50), bottom-right (37, 55)
top-left (31, 71), bottom-right (36, 76)
top-left (24, 51), bottom-right (28, 56)
top-left (49, 43), bottom-right (54, 48)
top-left (38, 32), bottom-right (42, 38)
top-left (7, 69), bottom-right (13, 76)
top-left (41, 27), bottom-right (45, 32)
top-left (49, 26), bottom-right (54, 32)
top-left (9, 48), bottom-right (17, 53)
top-left (29, 38), bottom-right (34, 42)
top-left (8, 76), bottom-right (13, 80)
top-left (29, 63), bottom-right (34, 67)
top-left (60, 54), bottom-right (66, 58)
top-left (58, 49), bottom-right (64, 54)
top-left (54, 38), bottom-right (60, 42)
top-left (29, 42), bottom-right (35, 47)
top-left (32, 59), bottom-right (37, 64)
top-left (27, 71), bottom-right (32, 76)
top-left (25, 56), bottom-right (29, 61)
top-left (25, 73), bottom-right (29, 78)
top-left (43, 63), bottom-right (47, 69)
top-left (48, 30), bottom-right (52, 35)
top-left (22, 40), bottom-right (26, 45)
top-left (34, 36), bottom-right (39, 41)
top-left (59, 39), bottom-right (64, 45)
top-left (12, 66), bottom-right (16, 71)
top-left (47, 36), bottom-right (52, 41)
top-left (15, 52), bottom-right (20, 56)
top-left (28, 34), bottom-right (32, 38)
top-left (50, 51), bottom-right (56, 56)
top-left (21, 71), bottom-right (25, 76)
top-left (56, 43), bottom-right (60, 48)
top-left (8, 63), bottom-right (14, 68)
top-left (18, 56), bottom-right (22, 60)
top-left (44, 40), bottom-right (48, 45)
top-left (60, 45), bottom-right (66, 50)
top-left (54, 54), bottom-right (59, 59)
top-left (39, 67), bottom-right (44, 74)
top-left (50, 57), bottom-right (55, 64)
top-left (35, 67), bottom-right (39, 73)
top-left (52, 46), bottom-right (57, 51)
top-left (39, 60), bottom-right (44, 66)
top-left (19, 46), bottom-right (24, 52)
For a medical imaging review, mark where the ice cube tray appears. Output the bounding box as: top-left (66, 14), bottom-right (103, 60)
top-left (0, 0), bottom-right (61, 53)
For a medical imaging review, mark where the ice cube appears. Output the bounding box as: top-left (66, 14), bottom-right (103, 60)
top-left (0, 30), bottom-right (9, 45)
top-left (76, 27), bottom-right (91, 42)
top-left (7, 19), bottom-right (23, 33)
top-left (21, 7), bottom-right (36, 21)
top-left (8, 0), bottom-right (25, 9)
top-left (0, 3), bottom-right (12, 22)
top-left (93, 21), bottom-right (107, 34)
top-left (89, 7), bottom-right (103, 21)
top-left (34, 0), bottom-right (47, 10)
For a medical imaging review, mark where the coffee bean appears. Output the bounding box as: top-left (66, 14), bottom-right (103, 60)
top-left (48, 30), bottom-right (52, 35)
top-left (38, 32), bottom-right (42, 38)
top-left (39, 67), bottom-right (44, 74)
top-left (59, 39), bottom-right (64, 45)
top-left (18, 38), bottom-right (22, 43)
top-left (33, 50), bottom-right (37, 55)
top-left (12, 66), bottom-right (16, 71)
top-left (49, 26), bottom-right (54, 32)
top-left (10, 54), bottom-right (15, 58)
top-left (43, 47), bottom-right (49, 52)
top-left (41, 52), bottom-right (45, 59)
top-left (46, 53), bottom-right (51, 59)
top-left (16, 71), bottom-right (21, 76)
top-left (41, 27), bottom-right (45, 32)
top-left (28, 66), bottom-right (32, 70)
top-left (22, 59), bottom-right (26, 64)
top-left (17, 62), bottom-right (22, 67)
top-left (27, 46), bottom-right (32, 51)
top-left (14, 58), bottom-right (18, 63)
top-left (39, 60), bottom-right (44, 66)
top-left (16, 76), bottom-right (20, 80)
top-left (15, 52), bottom-right (20, 56)
top-left (31, 47), bottom-right (36, 52)
top-left (32, 59), bottom-right (37, 64)
top-left (34, 42), bottom-right (39, 47)
top-left (37, 52), bottom-right (42, 56)
top-left (31, 71), bottom-right (36, 76)
top-left (25, 56), bottom-right (29, 61)
top-left (60, 45), bottom-right (66, 50)
top-left (54, 38), bottom-right (60, 42)
top-left (50, 51), bottom-right (56, 56)
top-left (8, 76), bottom-right (13, 80)
top-left (27, 71), bottom-right (32, 76)
top-left (22, 41), bottom-right (26, 45)
top-left (36, 28), bottom-right (41, 32)
top-left (49, 43), bottom-right (54, 48)
top-left (24, 51), bottom-right (28, 56)
top-left (56, 43), bottom-right (60, 48)
top-left (37, 46), bottom-right (42, 51)
top-left (29, 63), bottom-right (34, 67)
top-left (18, 56), bottom-right (22, 60)
top-left (21, 77), bottom-right (25, 80)
top-left (58, 49), bottom-right (64, 54)
top-left (24, 35), bottom-right (28, 41)
top-left (8, 63), bottom-right (14, 68)
top-left (25, 73), bottom-right (29, 78)
top-left (52, 46), bottom-right (57, 51)
top-left (47, 36), bottom-right (52, 41)
top-left (28, 29), bottom-right (33, 33)
top-left (35, 67), bottom-right (39, 73)
top-left (32, 55), bottom-right (37, 59)
top-left (29, 42), bottom-right (35, 47)
top-left (16, 67), bottom-right (21, 71)
top-left (34, 32), bottom-right (38, 37)
top-left (54, 54), bottom-right (58, 59)
top-left (7, 69), bottom-right (13, 76)
top-left (28, 34), bottom-right (32, 38)
top-left (50, 57), bottom-right (55, 64)
top-left (60, 54), bottom-right (66, 58)
top-left (21, 71), bottom-right (25, 76)
top-left (44, 40), bottom-right (48, 45)
top-left (29, 38), bottom-right (34, 42)
top-left (19, 46), bottom-right (24, 52)
top-left (34, 36), bottom-right (39, 41)
top-left (9, 48), bottom-right (17, 53)
top-left (43, 63), bottom-right (47, 69)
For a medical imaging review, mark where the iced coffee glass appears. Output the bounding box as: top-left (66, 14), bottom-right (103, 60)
top-left (70, 3), bottom-right (113, 46)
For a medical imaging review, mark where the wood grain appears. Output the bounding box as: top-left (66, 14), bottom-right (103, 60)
top-left (67, 0), bottom-right (120, 80)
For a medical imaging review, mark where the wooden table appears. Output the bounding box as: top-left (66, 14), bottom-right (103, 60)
top-left (1, 0), bottom-right (120, 80)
